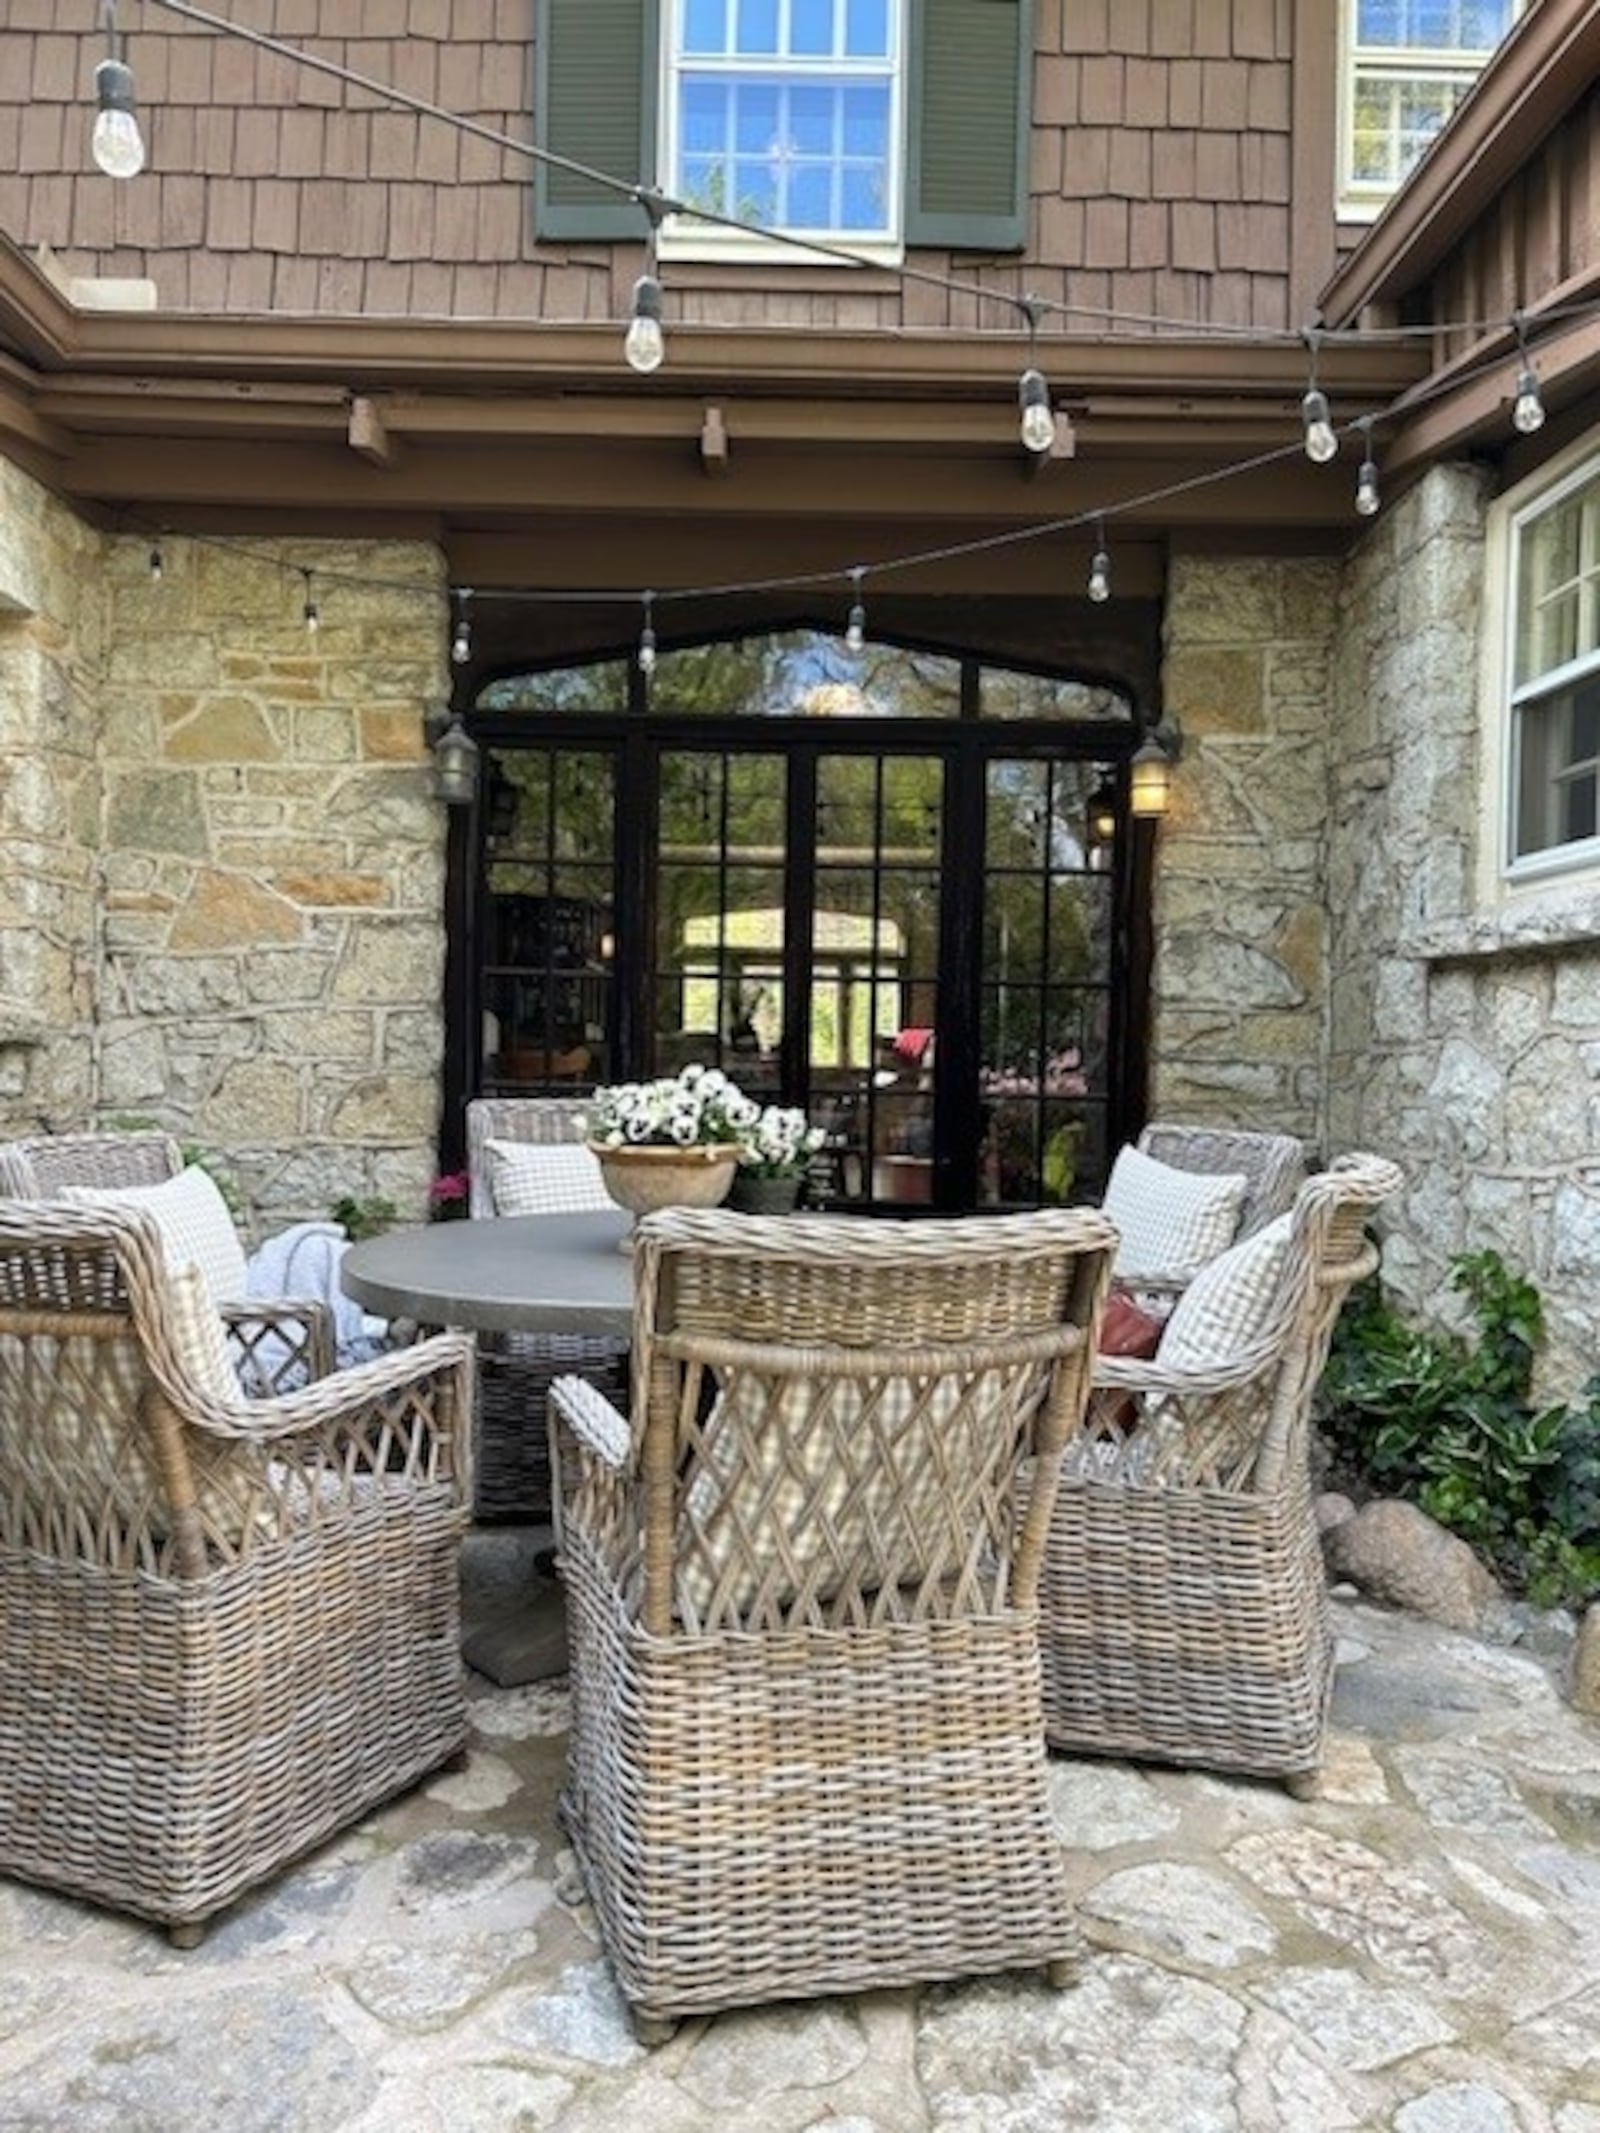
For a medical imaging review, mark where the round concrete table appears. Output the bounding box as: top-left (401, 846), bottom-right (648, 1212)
top-left (340, 1209), bottom-right (634, 1337)
top-left (340, 1210), bottom-right (634, 1690)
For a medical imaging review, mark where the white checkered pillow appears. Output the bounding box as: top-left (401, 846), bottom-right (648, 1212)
top-left (1101, 1143), bottom-right (1249, 1282)
top-left (485, 1138), bottom-right (611, 1217)
top-left (60, 1163), bottom-right (248, 1303)
top-left (1157, 1211), bottom-right (1295, 1370)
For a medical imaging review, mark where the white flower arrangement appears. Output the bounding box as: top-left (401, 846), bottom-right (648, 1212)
top-left (587, 1069), bottom-right (824, 1179)
top-left (587, 1064), bottom-right (761, 1149)
top-left (737, 1103), bottom-right (827, 1180)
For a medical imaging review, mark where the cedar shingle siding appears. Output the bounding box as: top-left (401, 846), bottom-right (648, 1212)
top-left (0, 1), bottom-right (1302, 330)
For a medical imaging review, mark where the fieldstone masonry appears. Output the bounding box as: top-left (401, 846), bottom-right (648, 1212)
top-left (1155, 548), bottom-right (1338, 1148)
top-left (1159, 476), bottom-right (1600, 1404)
top-left (0, 454), bottom-right (450, 1233)
top-left (1325, 464), bottom-right (1600, 1403)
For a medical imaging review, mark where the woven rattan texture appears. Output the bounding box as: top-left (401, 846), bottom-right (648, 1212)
top-left (554, 1205), bottom-right (1117, 2031)
top-left (0, 1133), bottom-right (334, 1394)
top-left (1041, 1153), bottom-right (1402, 1786)
top-left (0, 1201), bottom-right (474, 1937)
top-left (463, 1098), bottom-right (625, 1524)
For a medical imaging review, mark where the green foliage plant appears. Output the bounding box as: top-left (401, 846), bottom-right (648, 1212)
top-left (1321, 1249), bottom-right (1600, 1609)
top-left (331, 1193), bottom-right (398, 1242)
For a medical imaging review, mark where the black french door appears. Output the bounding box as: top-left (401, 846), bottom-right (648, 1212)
top-left (457, 718), bottom-right (1138, 1211)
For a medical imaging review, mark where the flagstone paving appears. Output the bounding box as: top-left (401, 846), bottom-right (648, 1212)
top-left (2, 1540), bottom-right (1599, 2131)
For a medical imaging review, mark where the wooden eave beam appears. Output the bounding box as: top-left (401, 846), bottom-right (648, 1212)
top-left (1319, 0), bottom-right (1600, 324)
top-left (1384, 308), bottom-right (1600, 475)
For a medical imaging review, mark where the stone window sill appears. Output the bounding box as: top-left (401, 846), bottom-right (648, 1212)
top-left (1409, 888), bottom-right (1600, 964)
top-left (0, 1013), bottom-right (47, 1046)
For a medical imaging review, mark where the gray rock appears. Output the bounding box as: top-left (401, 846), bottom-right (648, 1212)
top-left (1323, 1498), bottom-right (1502, 1632)
top-left (1394, 2083), bottom-right (1520, 2132)
top-left (1081, 1863), bottom-right (1277, 1968)
top-left (1316, 1490), bottom-right (1357, 1533)
top-left (1255, 1964), bottom-right (1455, 2070)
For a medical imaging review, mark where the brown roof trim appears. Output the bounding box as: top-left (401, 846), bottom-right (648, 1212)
top-left (0, 234), bottom-right (1421, 409)
top-left (1319, 0), bottom-right (1600, 326)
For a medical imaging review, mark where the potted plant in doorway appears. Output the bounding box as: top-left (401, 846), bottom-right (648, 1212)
top-left (727, 1103), bottom-right (827, 1215)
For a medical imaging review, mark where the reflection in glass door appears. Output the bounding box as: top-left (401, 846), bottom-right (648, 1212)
top-left (464, 728), bottom-right (1130, 1212)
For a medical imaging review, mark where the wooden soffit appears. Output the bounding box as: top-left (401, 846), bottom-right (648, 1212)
top-left (0, 231), bottom-right (1430, 556)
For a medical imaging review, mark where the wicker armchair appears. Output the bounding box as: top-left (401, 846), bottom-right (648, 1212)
top-left (1041, 1152), bottom-right (1402, 1792)
top-left (0, 1199), bottom-right (473, 1943)
top-left (549, 1204), bottom-right (1118, 2040)
top-left (0, 1131), bottom-right (333, 1394)
top-left (462, 1098), bottom-right (628, 1525)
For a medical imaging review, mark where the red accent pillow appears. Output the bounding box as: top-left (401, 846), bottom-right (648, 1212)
top-left (1098, 1287), bottom-right (1164, 1359)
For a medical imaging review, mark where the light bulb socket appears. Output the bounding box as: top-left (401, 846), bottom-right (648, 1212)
top-left (95, 57), bottom-right (136, 118)
top-left (631, 274), bottom-right (663, 326)
top-left (432, 715), bottom-right (479, 806)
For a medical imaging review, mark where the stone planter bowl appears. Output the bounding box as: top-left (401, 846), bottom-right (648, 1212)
top-left (588, 1141), bottom-right (741, 1220)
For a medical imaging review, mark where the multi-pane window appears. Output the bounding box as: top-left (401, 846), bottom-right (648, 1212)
top-left (665, 0), bottom-right (902, 242)
top-left (1342, 1), bottom-right (1518, 209)
top-left (1508, 464), bottom-right (1600, 871)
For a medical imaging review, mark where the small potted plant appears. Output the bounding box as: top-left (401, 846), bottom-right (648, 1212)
top-left (586, 1064), bottom-right (759, 1219)
top-left (727, 1103), bottom-right (826, 1215)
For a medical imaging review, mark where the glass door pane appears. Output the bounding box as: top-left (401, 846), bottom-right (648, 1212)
top-left (481, 747), bottom-right (616, 1093)
top-left (812, 751), bottom-right (944, 1209)
top-left (978, 757), bottom-right (1116, 1207)
top-left (654, 749), bottom-right (788, 1104)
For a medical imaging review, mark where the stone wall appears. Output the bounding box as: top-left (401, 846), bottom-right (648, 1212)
top-left (1325, 462), bottom-right (1600, 1402)
top-left (0, 458), bottom-right (103, 1126)
top-left (1152, 550), bottom-right (1339, 1146)
top-left (96, 535), bottom-right (451, 1235)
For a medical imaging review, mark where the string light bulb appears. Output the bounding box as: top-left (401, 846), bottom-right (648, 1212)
top-left (625, 275), bottom-right (665, 374)
top-left (1354, 419), bottom-right (1381, 517)
top-left (91, 4), bottom-right (145, 181)
top-left (637, 591), bottom-right (657, 677)
top-left (450, 588), bottom-right (473, 666)
top-left (1018, 369), bottom-right (1056, 455)
top-left (147, 539), bottom-right (163, 583)
top-left (301, 569), bottom-right (320, 635)
top-left (1015, 295), bottom-right (1056, 455)
top-left (1510, 317), bottom-right (1546, 434)
top-left (845, 568), bottom-right (867, 655)
top-left (1300, 386), bottom-right (1338, 464)
top-left (1087, 521), bottom-right (1112, 603)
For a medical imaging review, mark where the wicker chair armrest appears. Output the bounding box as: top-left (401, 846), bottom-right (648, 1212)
top-left (549, 1372), bottom-right (632, 1474)
top-left (1091, 1335), bottom-right (1283, 1399)
top-left (190, 1330), bottom-right (473, 1445)
top-left (217, 1294), bottom-right (336, 1385)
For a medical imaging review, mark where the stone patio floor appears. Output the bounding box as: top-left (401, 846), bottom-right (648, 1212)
top-left (3, 1533), bottom-right (1600, 2132)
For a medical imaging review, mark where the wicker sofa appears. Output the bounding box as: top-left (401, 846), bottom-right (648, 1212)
top-left (550, 1203), bottom-right (1117, 2040)
top-left (0, 1130), bottom-right (334, 1394)
top-left (1042, 1152), bottom-right (1402, 1792)
top-left (0, 1199), bottom-right (474, 1943)
top-left (462, 1097), bottom-right (629, 1525)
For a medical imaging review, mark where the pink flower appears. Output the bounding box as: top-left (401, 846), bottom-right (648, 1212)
top-left (429, 1170), bottom-right (470, 1206)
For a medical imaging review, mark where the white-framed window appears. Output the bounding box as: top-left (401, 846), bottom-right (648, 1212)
top-left (660, 0), bottom-right (905, 261)
top-left (1340, 1), bottom-right (1519, 217)
top-left (1500, 451), bottom-right (1600, 883)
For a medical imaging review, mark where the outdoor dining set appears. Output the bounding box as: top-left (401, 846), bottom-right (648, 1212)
top-left (0, 1109), bottom-right (1399, 2043)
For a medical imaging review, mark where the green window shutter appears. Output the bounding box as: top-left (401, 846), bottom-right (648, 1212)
top-left (534, 0), bottom-right (660, 242)
top-left (905, 0), bottom-right (1035, 252)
